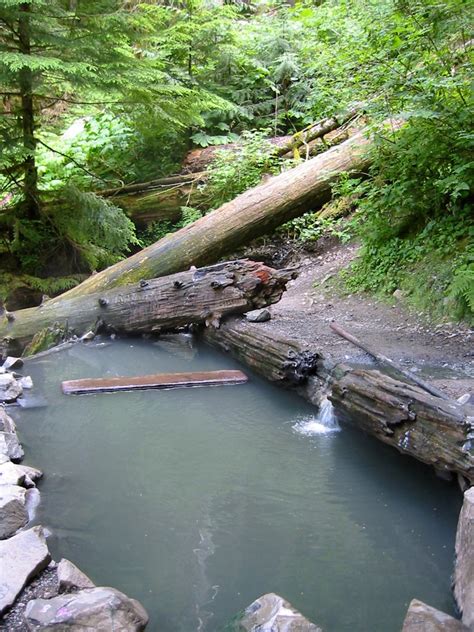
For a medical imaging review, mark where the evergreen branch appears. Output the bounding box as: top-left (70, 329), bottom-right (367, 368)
top-left (37, 139), bottom-right (108, 184)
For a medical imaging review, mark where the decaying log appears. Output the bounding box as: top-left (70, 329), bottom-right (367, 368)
top-left (329, 366), bottom-right (474, 483)
top-left (0, 261), bottom-right (294, 357)
top-left (202, 318), bottom-right (474, 483)
top-left (202, 319), bottom-right (319, 384)
top-left (51, 126), bottom-right (376, 302)
top-left (330, 322), bottom-right (450, 400)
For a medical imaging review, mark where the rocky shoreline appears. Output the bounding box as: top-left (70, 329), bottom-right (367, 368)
top-left (0, 340), bottom-right (473, 630)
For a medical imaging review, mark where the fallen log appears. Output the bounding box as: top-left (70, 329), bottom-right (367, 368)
top-left (62, 369), bottom-right (248, 395)
top-left (0, 261), bottom-right (294, 357)
top-left (50, 126), bottom-right (376, 302)
top-left (203, 318), bottom-right (474, 484)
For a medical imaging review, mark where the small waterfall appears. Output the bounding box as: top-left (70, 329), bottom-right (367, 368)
top-left (292, 396), bottom-right (340, 436)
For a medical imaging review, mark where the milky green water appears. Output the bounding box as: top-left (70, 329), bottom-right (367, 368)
top-left (14, 338), bottom-right (461, 631)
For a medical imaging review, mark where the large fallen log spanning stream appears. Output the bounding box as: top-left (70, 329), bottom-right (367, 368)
top-left (203, 319), bottom-right (474, 485)
top-left (48, 126), bottom-right (375, 302)
top-left (0, 261), bottom-right (294, 357)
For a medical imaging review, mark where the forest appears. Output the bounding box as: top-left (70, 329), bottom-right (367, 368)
top-left (0, 0), bottom-right (472, 321)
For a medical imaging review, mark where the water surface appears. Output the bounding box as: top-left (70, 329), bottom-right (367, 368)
top-left (14, 338), bottom-right (461, 631)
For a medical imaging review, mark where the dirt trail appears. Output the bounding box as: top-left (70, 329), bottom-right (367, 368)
top-left (246, 240), bottom-right (473, 399)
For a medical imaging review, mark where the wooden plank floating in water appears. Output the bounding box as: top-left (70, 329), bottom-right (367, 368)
top-left (62, 370), bottom-right (248, 395)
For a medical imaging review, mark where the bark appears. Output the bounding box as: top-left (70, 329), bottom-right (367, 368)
top-left (52, 127), bottom-right (374, 301)
top-left (0, 261), bottom-right (294, 357)
top-left (203, 318), bottom-right (474, 484)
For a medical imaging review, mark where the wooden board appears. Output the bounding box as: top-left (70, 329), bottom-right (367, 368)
top-left (62, 369), bottom-right (248, 395)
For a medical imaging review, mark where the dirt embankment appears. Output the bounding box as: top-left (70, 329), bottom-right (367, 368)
top-left (242, 238), bottom-right (473, 400)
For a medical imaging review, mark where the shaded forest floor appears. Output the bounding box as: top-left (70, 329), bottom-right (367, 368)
top-left (240, 237), bottom-right (473, 400)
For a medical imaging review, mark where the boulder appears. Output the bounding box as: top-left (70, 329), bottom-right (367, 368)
top-left (57, 558), bottom-right (95, 592)
top-left (454, 487), bottom-right (474, 629)
top-left (2, 356), bottom-right (24, 371)
top-left (0, 408), bottom-right (24, 461)
top-left (0, 373), bottom-right (23, 402)
top-left (231, 593), bottom-right (322, 631)
top-left (245, 308), bottom-right (271, 323)
top-left (24, 587), bottom-right (149, 631)
top-left (0, 526), bottom-right (51, 614)
top-left (19, 375), bottom-right (34, 390)
top-left (0, 484), bottom-right (28, 539)
top-left (402, 599), bottom-right (468, 631)
top-left (0, 458), bottom-right (26, 486)
top-left (17, 463), bottom-right (43, 487)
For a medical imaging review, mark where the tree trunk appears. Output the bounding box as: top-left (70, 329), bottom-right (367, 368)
top-left (51, 127), bottom-right (374, 301)
top-left (18, 2), bottom-right (39, 219)
top-left (0, 261), bottom-right (294, 356)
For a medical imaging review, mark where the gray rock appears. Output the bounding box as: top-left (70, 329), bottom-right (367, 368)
top-left (245, 308), bottom-right (271, 323)
top-left (454, 487), bottom-right (474, 629)
top-left (80, 330), bottom-right (95, 342)
top-left (0, 373), bottom-right (23, 402)
top-left (3, 357), bottom-right (24, 371)
top-left (0, 409), bottom-right (24, 461)
top-left (0, 484), bottom-right (28, 539)
top-left (0, 459), bottom-right (26, 486)
top-left (19, 376), bottom-right (34, 390)
top-left (402, 599), bottom-right (468, 631)
top-left (17, 463), bottom-right (43, 487)
top-left (393, 289), bottom-right (404, 300)
top-left (0, 526), bottom-right (51, 614)
top-left (57, 559), bottom-right (95, 592)
top-left (25, 587), bottom-right (149, 631)
top-left (232, 593), bottom-right (322, 631)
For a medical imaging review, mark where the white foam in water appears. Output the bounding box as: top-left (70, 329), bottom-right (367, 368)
top-left (292, 397), bottom-right (340, 436)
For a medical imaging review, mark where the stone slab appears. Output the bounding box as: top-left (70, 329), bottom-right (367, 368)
top-left (0, 526), bottom-right (51, 615)
top-left (57, 559), bottom-right (95, 592)
top-left (0, 484), bottom-right (28, 539)
top-left (402, 599), bottom-right (468, 631)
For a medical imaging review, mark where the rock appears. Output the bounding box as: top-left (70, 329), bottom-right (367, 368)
top-left (0, 526), bottom-right (51, 615)
top-left (454, 487), bottom-right (474, 629)
top-left (401, 599), bottom-right (468, 631)
top-left (57, 559), bottom-right (95, 592)
top-left (0, 459), bottom-right (26, 486)
top-left (393, 289), bottom-right (404, 300)
top-left (245, 308), bottom-right (271, 323)
top-left (2, 357), bottom-right (24, 371)
top-left (19, 376), bottom-right (34, 390)
top-left (17, 463), bottom-right (43, 487)
top-left (457, 393), bottom-right (473, 406)
top-left (231, 593), bottom-right (322, 631)
top-left (0, 484), bottom-right (28, 539)
top-left (0, 373), bottom-right (23, 402)
top-left (80, 330), bottom-right (95, 342)
top-left (0, 408), bottom-right (24, 461)
top-left (24, 587), bottom-right (149, 631)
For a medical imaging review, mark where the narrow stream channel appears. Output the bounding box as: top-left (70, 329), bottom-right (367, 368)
top-left (12, 338), bottom-right (461, 631)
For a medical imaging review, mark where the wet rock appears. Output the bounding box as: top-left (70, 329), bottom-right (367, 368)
top-left (16, 463), bottom-right (43, 487)
top-left (24, 587), bottom-right (149, 631)
top-left (245, 308), bottom-right (271, 323)
top-left (0, 409), bottom-right (24, 461)
top-left (0, 459), bottom-right (26, 486)
top-left (401, 599), bottom-right (468, 631)
top-left (19, 376), bottom-right (34, 390)
top-left (0, 526), bottom-right (51, 615)
top-left (0, 484), bottom-right (28, 539)
top-left (0, 373), bottom-right (22, 403)
top-left (2, 357), bottom-right (24, 371)
top-left (231, 593), bottom-right (322, 631)
top-left (454, 487), bottom-right (474, 629)
top-left (57, 559), bottom-right (95, 592)
top-left (80, 330), bottom-right (95, 342)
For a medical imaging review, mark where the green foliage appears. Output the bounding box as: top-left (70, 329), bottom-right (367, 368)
top-left (204, 130), bottom-right (281, 207)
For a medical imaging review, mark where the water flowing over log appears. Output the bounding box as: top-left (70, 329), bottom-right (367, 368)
top-left (50, 127), bottom-right (375, 302)
top-left (203, 318), bottom-right (474, 484)
top-left (0, 261), bottom-right (294, 357)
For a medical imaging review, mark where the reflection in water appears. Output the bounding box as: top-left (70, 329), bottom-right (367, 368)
top-left (15, 338), bottom-right (461, 632)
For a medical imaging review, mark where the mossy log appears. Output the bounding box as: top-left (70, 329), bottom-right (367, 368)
top-left (50, 127), bottom-right (375, 302)
top-left (203, 318), bottom-right (474, 484)
top-left (0, 261), bottom-right (294, 357)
